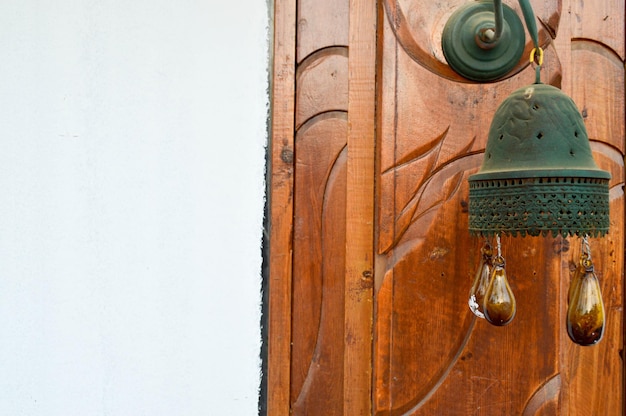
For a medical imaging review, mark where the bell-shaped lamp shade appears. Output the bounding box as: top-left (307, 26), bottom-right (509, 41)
top-left (468, 83), bottom-right (610, 237)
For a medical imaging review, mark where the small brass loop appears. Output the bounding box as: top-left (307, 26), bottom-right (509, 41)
top-left (529, 47), bottom-right (544, 66)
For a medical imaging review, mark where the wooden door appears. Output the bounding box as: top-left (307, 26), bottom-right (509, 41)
top-left (266, 0), bottom-right (625, 414)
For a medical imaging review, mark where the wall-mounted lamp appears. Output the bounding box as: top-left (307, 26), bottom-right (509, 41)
top-left (442, 0), bottom-right (611, 346)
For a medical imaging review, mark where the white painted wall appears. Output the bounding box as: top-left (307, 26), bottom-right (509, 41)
top-left (0, 1), bottom-right (266, 415)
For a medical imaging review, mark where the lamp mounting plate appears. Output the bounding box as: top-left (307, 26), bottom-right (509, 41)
top-left (442, 1), bottom-right (525, 81)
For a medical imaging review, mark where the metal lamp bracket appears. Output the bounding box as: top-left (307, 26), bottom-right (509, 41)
top-left (442, 0), bottom-right (535, 81)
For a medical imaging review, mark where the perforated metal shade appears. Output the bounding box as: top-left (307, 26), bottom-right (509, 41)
top-left (468, 83), bottom-right (611, 237)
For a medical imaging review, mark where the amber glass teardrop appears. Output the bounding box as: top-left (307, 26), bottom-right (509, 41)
top-left (483, 258), bottom-right (516, 326)
top-left (468, 244), bottom-right (493, 318)
top-left (566, 260), bottom-right (605, 346)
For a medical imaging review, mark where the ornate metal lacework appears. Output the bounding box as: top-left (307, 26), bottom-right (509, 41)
top-left (469, 176), bottom-right (610, 237)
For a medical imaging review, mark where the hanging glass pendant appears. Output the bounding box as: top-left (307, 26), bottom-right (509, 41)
top-left (567, 239), bottom-right (605, 346)
top-left (469, 241), bottom-right (493, 318)
top-left (483, 236), bottom-right (516, 326)
top-left (484, 256), bottom-right (516, 326)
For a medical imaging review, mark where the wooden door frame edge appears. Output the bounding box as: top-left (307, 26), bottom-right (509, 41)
top-left (264, 0), bottom-right (297, 414)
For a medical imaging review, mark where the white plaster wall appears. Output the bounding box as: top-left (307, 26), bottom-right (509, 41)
top-left (0, 1), bottom-right (266, 414)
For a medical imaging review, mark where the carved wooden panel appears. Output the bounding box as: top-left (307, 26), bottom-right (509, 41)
top-left (290, 0), bottom-right (349, 414)
top-left (268, 0), bottom-right (624, 414)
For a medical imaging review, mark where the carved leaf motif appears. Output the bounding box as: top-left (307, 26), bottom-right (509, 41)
top-left (386, 130), bottom-right (444, 173)
top-left (382, 128), bottom-right (476, 258)
top-left (379, 128), bottom-right (447, 254)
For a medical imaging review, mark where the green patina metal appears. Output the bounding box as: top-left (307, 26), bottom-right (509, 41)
top-left (468, 83), bottom-right (611, 237)
top-left (441, 0), bottom-right (525, 81)
top-left (442, 0), bottom-right (610, 237)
